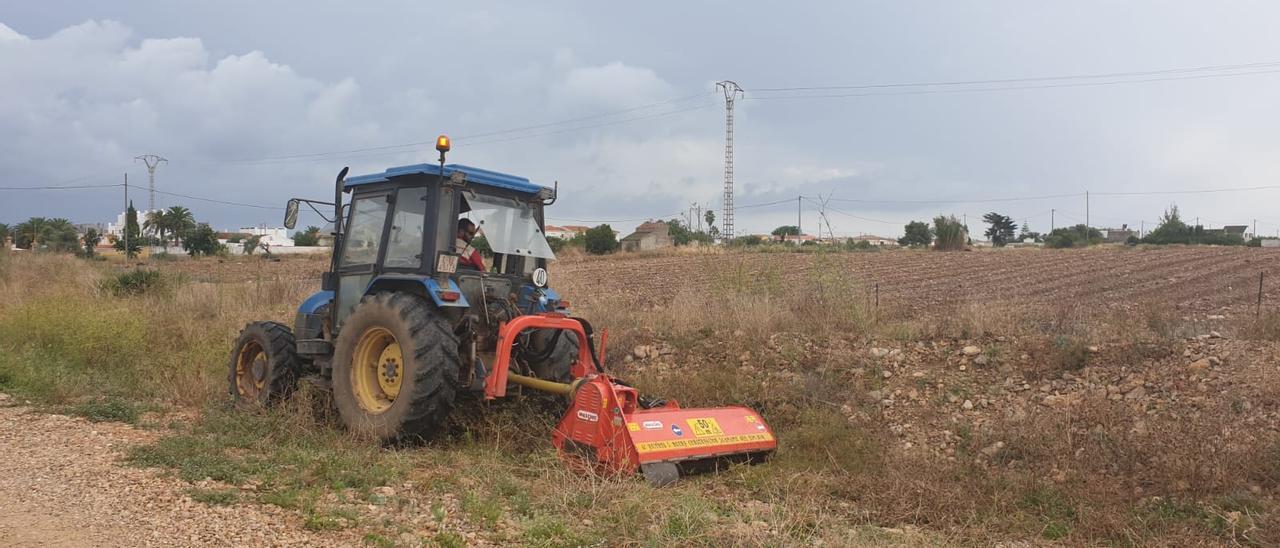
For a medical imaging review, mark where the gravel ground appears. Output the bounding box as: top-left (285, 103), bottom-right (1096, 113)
top-left (0, 393), bottom-right (359, 547)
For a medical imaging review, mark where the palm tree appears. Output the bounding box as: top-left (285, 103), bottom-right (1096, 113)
top-left (14, 217), bottom-right (48, 249)
top-left (143, 210), bottom-right (167, 246)
top-left (164, 206), bottom-right (195, 246)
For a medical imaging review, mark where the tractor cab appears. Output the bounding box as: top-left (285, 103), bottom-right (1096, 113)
top-left (327, 161), bottom-right (563, 330)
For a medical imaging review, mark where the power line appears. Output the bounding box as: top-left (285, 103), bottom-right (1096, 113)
top-left (217, 92), bottom-right (716, 165)
top-left (0, 183), bottom-right (122, 190)
top-left (150, 188), bottom-right (276, 210)
top-left (750, 60), bottom-right (1280, 92)
top-left (747, 68), bottom-right (1280, 101)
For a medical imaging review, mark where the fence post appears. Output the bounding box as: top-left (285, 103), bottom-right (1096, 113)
top-left (1259, 271), bottom-right (1265, 317)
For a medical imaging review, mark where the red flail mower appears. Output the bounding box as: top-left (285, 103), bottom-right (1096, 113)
top-left (485, 314), bottom-right (776, 486)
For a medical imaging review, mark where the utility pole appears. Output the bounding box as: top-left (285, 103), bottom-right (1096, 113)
top-left (1140, 220), bottom-right (1144, 238)
top-left (1051, 209), bottom-right (1055, 232)
top-left (1253, 219), bottom-right (1257, 239)
top-left (134, 154), bottom-right (168, 212)
top-left (796, 196), bottom-right (801, 245)
top-left (123, 172), bottom-right (129, 260)
top-left (1085, 191), bottom-right (1090, 230)
top-left (716, 81), bottom-right (743, 241)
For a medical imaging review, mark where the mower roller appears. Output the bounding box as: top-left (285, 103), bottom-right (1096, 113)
top-left (228, 135), bottom-right (775, 485)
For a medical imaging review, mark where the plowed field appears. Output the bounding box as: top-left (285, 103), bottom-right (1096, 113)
top-left (556, 246), bottom-right (1280, 321)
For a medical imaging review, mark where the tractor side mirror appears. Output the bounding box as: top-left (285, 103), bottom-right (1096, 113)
top-left (284, 199), bottom-right (300, 229)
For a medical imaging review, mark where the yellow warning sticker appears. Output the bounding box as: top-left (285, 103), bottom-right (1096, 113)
top-left (635, 432), bottom-right (774, 454)
top-left (686, 418), bottom-right (724, 437)
top-left (627, 422), bottom-right (640, 432)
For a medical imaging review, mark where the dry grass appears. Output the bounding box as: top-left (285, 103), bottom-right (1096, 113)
top-left (1, 249), bottom-right (1275, 545)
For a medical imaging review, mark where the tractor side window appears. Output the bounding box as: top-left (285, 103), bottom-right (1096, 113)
top-left (340, 195), bottom-right (390, 268)
top-left (384, 187), bottom-right (427, 269)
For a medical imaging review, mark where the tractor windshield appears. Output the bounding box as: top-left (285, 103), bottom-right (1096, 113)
top-left (462, 193), bottom-right (555, 260)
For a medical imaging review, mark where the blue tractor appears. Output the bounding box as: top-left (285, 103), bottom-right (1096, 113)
top-left (229, 137), bottom-right (777, 484)
top-left (228, 136), bottom-right (580, 440)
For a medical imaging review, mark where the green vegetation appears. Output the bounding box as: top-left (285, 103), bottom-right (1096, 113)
top-left (292, 225), bottom-right (322, 246)
top-left (1044, 224), bottom-right (1103, 248)
top-left (771, 225), bottom-right (800, 237)
top-left (99, 269), bottom-right (169, 296)
top-left (81, 228), bottom-right (102, 257)
top-left (899, 220), bottom-right (932, 247)
top-left (932, 215), bottom-right (966, 251)
top-left (982, 212), bottom-right (1018, 247)
top-left (188, 488), bottom-right (240, 506)
top-left (1141, 205), bottom-right (1245, 246)
top-left (582, 223), bottom-right (618, 254)
top-left (666, 218), bottom-right (713, 246)
top-left (14, 217), bottom-right (80, 252)
top-left (182, 223), bottom-right (225, 257)
top-left (113, 202), bottom-right (143, 258)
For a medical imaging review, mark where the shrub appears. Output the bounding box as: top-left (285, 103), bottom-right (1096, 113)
top-left (583, 224), bottom-right (618, 254)
top-left (100, 269), bottom-right (167, 296)
top-left (1044, 225), bottom-right (1102, 249)
top-left (899, 221), bottom-right (932, 247)
top-left (730, 235), bottom-right (764, 246)
top-left (291, 226), bottom-right (321, 247)
top-left (933, 215), bottom-right (966, 251)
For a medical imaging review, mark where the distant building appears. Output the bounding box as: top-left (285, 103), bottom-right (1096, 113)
top-left (105, 209), bottom-right (162, 238)
top-left (849, 234), bottom-right (898, 246)
top-left (1262, 239), bottom-right (1280, 248)
top-left (1105, 224), bottom-right (1137, 243)
top-left (620, 220), bottom-right (674, 252)
top-left (236, 226), bottom-right (294, 247)
top-left (544, 224), bottom-right (589, 240)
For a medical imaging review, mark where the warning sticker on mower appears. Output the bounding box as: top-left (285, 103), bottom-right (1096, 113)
top-left (686, 418), bottom-right (724, 437)
top-left (634, 433), bottom-right (774, 454)
top-left (576, 410), bottom-right (599, 422)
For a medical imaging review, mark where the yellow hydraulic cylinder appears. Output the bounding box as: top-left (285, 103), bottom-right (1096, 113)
top-left (507, 372), bottom-right (573, 396)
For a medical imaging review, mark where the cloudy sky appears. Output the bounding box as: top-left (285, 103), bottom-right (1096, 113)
top-left (3, 1), bottom-right (1280, 238)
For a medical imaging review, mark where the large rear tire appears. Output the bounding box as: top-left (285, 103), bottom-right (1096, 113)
top-left (228, 321), bottom-right (300, 405)
top-left (525, 329), bottom-right (579, 383)
top-left (332, 292), bottom-right (459, 442)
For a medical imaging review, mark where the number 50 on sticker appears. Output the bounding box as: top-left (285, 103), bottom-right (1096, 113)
top-left (686, 418), bottom-right (724, 437)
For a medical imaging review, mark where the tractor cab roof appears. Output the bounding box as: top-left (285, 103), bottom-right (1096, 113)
top-left (343, 163), bottom-right (550, 197)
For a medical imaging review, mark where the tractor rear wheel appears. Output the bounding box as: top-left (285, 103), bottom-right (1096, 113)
top-left (228, 321), bottom-right (300, 405)
top-left (525, 329), bottom-right (579, 383)
top-left (332, 292), bottom-right (459, 442)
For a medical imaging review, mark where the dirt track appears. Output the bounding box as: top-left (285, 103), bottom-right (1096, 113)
top-left (0, 394), bottom-right (356, 547)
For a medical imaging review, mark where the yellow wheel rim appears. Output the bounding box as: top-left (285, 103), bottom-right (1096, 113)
top-left (235, 341), bottom-right (268, 399)
top-left (351, 326), bottom-right (404, 414)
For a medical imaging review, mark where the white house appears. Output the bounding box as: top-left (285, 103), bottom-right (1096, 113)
top-left (239, 226), bottom-right (294, 247)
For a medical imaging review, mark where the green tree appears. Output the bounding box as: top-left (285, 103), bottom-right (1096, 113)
top-left (771, 225), bottom-right (800, 237)
top-left (40, 218), bottom-right (80, 253)
top-left (583, 224), bottom-right (618, 255)
top-left (81, 228), bottom-right (102, 257)
top-left (292, 225), bottom-right (322, 246)
top-left (242, 234), bottom-right (264, 255)
top-left (14, 217), bottom-right (47, 249)
top-left (1044, 224), bottom-right (1103, 248)
top-left (666, 218), bottom-right (712, 246)
top-left (143, 210), bottom-right (168, 246)
top-left (932, 215), bottom-right (966, 251)
top-left (183, 223), bottom-right (225, 256)
top-left (982, 212), bottom-right (1018, 247)
top-left (470, 234), bottom-right (492, 255)
top-left (0, 223), bottom-right (9, 247)
top-left (704, 210), bottom-right (716, 232)
top-left (164, 206), bottom-right (196, 245)
top-left (898, 220), bottom-right (932, 247)
top-left (1141, 205), bottom-right (1190, 245)
top-left (113, 203), bottom-right (142, 258)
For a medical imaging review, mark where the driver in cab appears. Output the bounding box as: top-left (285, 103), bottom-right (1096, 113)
top-left (456, 218), bottom-right (486, 271)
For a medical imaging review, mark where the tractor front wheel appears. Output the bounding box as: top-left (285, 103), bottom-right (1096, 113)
top-left (332, 292), bottom-right (459, 442)
top-left (228, 321), bottom-right (300, 405)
